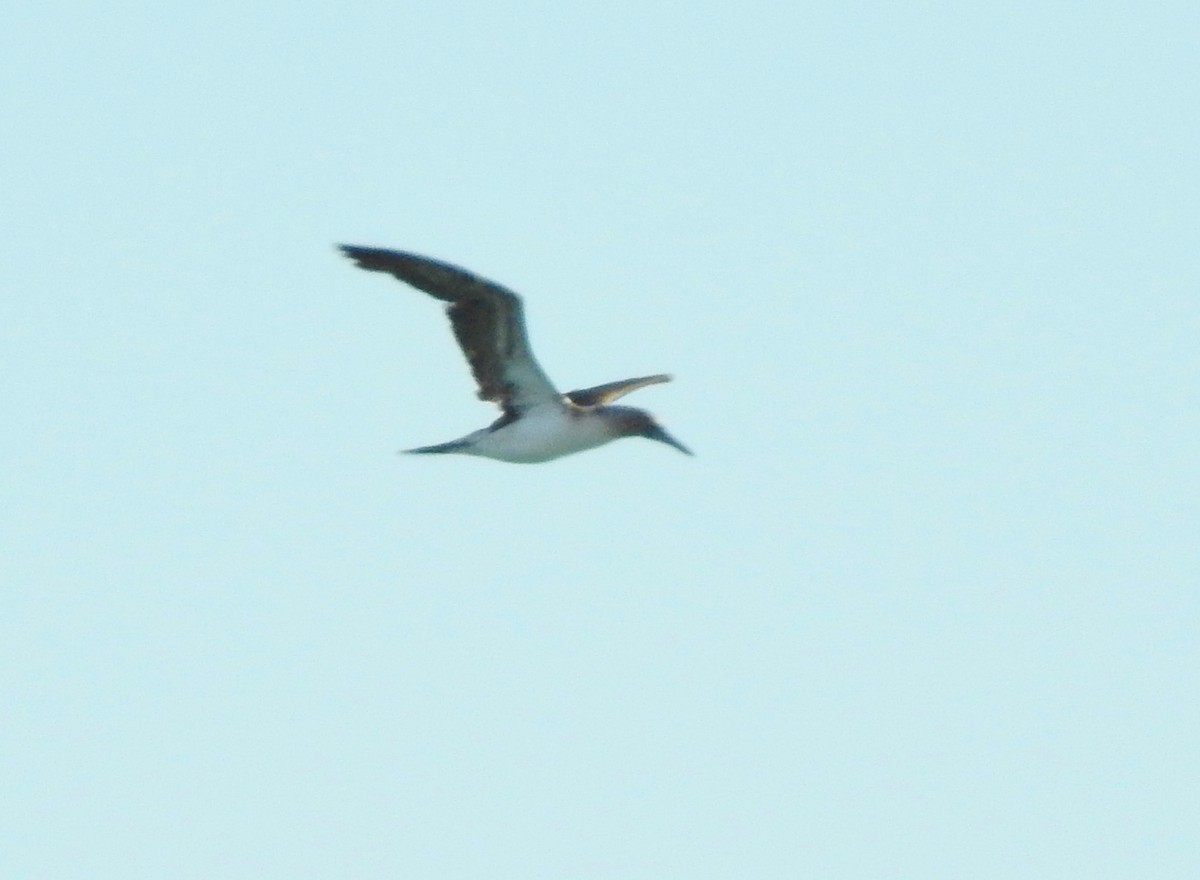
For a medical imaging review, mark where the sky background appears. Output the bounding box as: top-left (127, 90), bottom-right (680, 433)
top-left (3, 2), bottom-right (1197, 878)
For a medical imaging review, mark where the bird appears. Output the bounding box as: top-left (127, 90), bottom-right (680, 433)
top-left (339, 245), bottom-right (692, 464)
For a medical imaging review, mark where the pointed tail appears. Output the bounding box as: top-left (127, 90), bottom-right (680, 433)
top-left (403, 439), bottom-right (471, 455)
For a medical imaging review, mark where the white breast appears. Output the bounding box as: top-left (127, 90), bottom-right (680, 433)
top-left (466, 405), bottom-right (618, 463)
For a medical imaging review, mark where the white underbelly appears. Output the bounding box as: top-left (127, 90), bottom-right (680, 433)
top-left (468, 407), bottom-right (616, 463)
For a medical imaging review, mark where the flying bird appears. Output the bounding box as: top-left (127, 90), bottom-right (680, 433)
top-left (339, 246), bottom-right (692, 463)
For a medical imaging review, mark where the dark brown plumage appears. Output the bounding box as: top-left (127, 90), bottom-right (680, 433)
top-left (338, 246), bottom-right (557, 410)
top-left (338, 245), bottom-right (692, 461)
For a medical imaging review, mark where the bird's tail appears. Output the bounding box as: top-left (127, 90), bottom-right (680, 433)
top-left (403, 439), bottom-right (471, 455)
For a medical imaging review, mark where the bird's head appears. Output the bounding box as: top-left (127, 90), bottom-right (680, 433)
top-left (608, 407), bottom-right (693, 456)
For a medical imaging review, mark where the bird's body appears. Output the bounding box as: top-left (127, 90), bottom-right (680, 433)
top-left (339, 246), bottom-right (690, 463)
top-left (414, 402), bottom-right (621, 464)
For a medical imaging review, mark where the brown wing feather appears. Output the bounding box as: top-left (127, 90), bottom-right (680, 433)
top-left (445, 297), bottom-right (517, 404)
top-left (339, 245), bottom-right (560, 409)
top-left (566, 374), bottom-right (673, 407)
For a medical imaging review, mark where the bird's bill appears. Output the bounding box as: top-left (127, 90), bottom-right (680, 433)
top-left (644, 424), bottom-right (693, 456)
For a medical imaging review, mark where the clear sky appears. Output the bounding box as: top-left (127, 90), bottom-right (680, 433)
top-left (3, 2), bottom-right (1196, 878)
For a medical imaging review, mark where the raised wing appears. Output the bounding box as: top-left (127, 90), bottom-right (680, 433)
top-left (339, 246), bottom-right (561, 410)
top-left (566, 374), bottom-right (672, 407)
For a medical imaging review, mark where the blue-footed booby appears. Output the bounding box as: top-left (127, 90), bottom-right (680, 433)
top-left (339, 245), bottom-right (692, 463)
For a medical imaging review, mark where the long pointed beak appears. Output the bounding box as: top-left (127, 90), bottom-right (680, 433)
top-left (645, 424), bottom-right (694, 456)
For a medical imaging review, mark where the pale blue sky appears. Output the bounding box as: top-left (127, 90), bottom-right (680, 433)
top-left (3, 2), bottom-right (1197, 878)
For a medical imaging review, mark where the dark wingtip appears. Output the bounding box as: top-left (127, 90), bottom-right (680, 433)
top-left (338, 243), bottom-right (384, 269)
top-left (339, 244), bottom-right (423, 277)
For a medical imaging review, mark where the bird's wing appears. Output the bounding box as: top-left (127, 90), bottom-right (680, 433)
top-left (565, 374), bottom-right (672, 407)
top-left (340, 246), bottom-right (561, 411)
